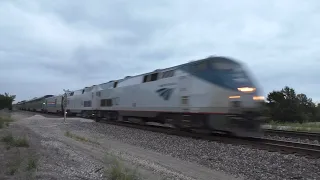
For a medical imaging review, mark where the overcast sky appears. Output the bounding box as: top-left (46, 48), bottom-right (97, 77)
top-left (0, 0), bottom-right (319, 102)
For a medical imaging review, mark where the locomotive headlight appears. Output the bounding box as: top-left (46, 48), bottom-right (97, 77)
top-left (237, 87), bottom-right (256, 93)
top-left (253, 96), bottom-right (264, 101)
top-left (229, 96), bottom-right (240, 99)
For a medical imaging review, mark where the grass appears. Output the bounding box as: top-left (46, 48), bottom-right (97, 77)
top-left (5, 150), bottom-right (23, 176)
top-left (4, 153), bottom-right (37, 176)
top-left (2, 133), bottom-right (29, 147)
top-left (26, 157), bottom-right (37, 171)
top-left (266, 120), bottom-right (320, 132)
top-left (64, 130), bottom-right (99, 144)
top-left (104, 154), bottom-right (140, 180)
top-left (0, 116), bottom-right (13, 129)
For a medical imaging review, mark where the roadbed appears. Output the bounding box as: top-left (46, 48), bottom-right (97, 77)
top-left (0, 111), bottom-right (238, 180)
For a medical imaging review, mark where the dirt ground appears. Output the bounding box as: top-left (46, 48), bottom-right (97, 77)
top-left (0, 111), bottom-right (239, 180)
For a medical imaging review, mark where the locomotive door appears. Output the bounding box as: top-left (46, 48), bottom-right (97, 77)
top-left (178, 75), bottom-right (190, 111)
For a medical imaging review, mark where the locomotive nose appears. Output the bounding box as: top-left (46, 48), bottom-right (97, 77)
top-left (228, 94), bottom-right (265, 112)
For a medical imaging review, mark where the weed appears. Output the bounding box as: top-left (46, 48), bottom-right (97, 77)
top-left (2, 133), bottom-right (14, 145)
top-left (6, 155), bottom-right (22, 176)
top-left (1, 133), bottom-right (29, 147)
top-left (14, 137), bottom-right (29, 147)
top-left (64, 130), bottom-right (71, 137)
top-left (0, 116), bottom-right (13, 129)
top-left (7, 166), bottom-right (18, 175)
top-left (26, 157), bottom-right (37, 171)
top-left (64, 130), bottom-right (99, 144)
top-left (104, 154), bottom-right (140, 180)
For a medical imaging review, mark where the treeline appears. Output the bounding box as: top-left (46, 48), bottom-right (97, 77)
top-left (0, 93), bottom-right (16, 110)
top-left (262, 86), bottom-right (320, 123)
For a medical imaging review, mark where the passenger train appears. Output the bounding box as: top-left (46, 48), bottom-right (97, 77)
top-left (14, 56), bottom-right (266, 137)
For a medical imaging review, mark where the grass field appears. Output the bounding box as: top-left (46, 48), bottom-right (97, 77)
top-left (265, 121), bottom-right (320, 132)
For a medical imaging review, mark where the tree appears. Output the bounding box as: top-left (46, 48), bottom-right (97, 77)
top-left (265, 86), bottom-right (317, 123)
top-left (0, 92), bottom-right (16, 110)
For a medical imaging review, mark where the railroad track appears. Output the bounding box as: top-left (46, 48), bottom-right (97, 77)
top-left (264, 129), bottom-right (320, 141)
top-left (18, 111), bottom-right (320, 158)
top-left (101, 120), bottom-right (320, 159)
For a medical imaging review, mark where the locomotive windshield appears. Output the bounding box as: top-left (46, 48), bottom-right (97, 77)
top-left (211, 61), bottom-right (254, 90)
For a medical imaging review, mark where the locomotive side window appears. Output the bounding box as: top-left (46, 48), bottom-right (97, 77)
top-left (143, 73), bottom-right (158, 83)
top-left (106, 99), bottom-right (112, 106)
top-left (142, 75), bottom-right (148, 83)
top-left (162, 70), bottom-right (175, 78)
top-left (100, 99), bottom-right (113, 107)
top-left (113, 81), bottom-right (118, 88)
top-left (150, 73), bottom-right (158, 81)
top-left (100, 99), bottom-right (106, 106)
top-left (84, 101), bottom-right (92, 107)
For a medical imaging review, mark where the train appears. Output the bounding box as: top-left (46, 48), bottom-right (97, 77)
top-left (14, 56), bottom-right (266, 137)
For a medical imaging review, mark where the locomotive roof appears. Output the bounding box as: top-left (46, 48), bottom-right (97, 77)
top-left (108, 56), bottom-right (238, 81)
top-left (67, 56), bottom-right (239, 93)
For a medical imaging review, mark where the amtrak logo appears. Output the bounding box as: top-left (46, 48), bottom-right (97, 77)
top-left (156, 88), bottom-right (174, 100)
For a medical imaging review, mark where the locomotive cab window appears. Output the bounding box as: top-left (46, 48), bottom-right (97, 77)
top-left (193, 61), bottom-right (208, 71)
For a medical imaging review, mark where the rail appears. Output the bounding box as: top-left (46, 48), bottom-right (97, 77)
top-left (264, 129), bottom-right (320, 141)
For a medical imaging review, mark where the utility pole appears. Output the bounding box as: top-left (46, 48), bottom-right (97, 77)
top-left (63, 89), bottom-right (69, 123)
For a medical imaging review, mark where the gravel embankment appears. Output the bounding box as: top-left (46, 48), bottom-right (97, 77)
top-left (62, 121), bottom-right (320, 180)
top-left (265, 135), bottom-right (320, 145)
top-left (0, 123), bottom-right (105, 180)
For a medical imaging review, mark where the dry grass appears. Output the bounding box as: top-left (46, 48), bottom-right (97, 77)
top-left (267, 121), bottom-right (320, 132)
top-left (2, 133), bottom-right (29, 147)
top-left (0, 116), bottom-right (13, 129)
top-left (64, 130), bottom-right (100, 144)
top-left (104, 153), bottom-right (141, 180)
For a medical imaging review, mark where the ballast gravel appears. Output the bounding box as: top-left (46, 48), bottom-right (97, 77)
top-left (63, 121), bottom-right (320, 180)
top-left (37, 139), bottom-right (105, 180)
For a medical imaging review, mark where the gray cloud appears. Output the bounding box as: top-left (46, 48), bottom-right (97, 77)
top-left (0, 0), bottom-right (320, 102)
